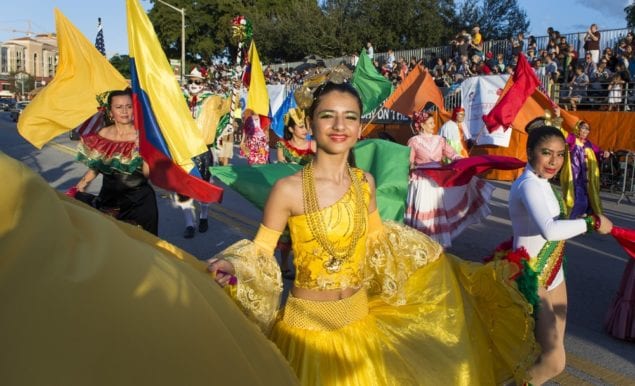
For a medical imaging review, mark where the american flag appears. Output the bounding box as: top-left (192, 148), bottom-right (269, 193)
top-left (95, 17), bottom-right (105, 56)
top-left (72, 110), bottom-right (105, 138)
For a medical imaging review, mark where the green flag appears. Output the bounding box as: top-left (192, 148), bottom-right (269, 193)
top-left (211, 139), bottom-right (410, 221)
top-left (351, 49), bottom-right (393, 115)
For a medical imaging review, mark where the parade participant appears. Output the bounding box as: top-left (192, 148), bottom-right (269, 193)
top-left (605, 259), bottom-right (635, 341)
top-left (275, 107), bottom-right (316, 279)
top-left (438, 106), bottom-right (470, 159)
top-left (404, 111), bottom-right (494, 247)
top-left (176, 67), bottom-right (215, 239)
top-left (240, 109), bottom-right (270, 165)
top-left (560, 120), bottom-right (609, 219)
top-left (507, 125), bottom-right (613, 385)
top-left (74, 88), bottom-right (158, 235)
top-left (207, 81), bottom-right (539, 386)
top-left (276, 108), bottom-right (316, 165)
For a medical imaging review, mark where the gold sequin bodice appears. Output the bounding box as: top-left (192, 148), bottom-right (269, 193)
top-left (288, 168), bottom-right (370, 290)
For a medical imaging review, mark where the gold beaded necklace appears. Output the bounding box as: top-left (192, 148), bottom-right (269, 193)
top-left (302, 161), bottom-right (367, 273)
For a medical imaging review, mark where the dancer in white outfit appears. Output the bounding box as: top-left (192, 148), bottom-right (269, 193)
top-left (508, 125), bottom-right (613, 385)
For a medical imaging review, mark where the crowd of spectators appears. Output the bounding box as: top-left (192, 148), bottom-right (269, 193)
top-left (194, 24), bottom-right (635, 112)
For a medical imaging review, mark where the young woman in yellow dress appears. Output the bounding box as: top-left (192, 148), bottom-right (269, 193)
top-left (207, 81), bottom-right (539, 385)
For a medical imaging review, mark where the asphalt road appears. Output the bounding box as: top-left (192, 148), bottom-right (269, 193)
top-left (1, 111), bottom-right (634, 385)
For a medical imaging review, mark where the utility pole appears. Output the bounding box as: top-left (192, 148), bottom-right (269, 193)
top-left (157, 0), bottom-right (186, 85)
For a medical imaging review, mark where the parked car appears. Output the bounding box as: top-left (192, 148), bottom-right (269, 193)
top-left (0, 98), bottom-right (15, 111)
top-left (10, 101), bottom-right (29, 122)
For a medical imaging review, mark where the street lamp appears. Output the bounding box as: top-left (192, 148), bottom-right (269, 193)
top-left (157, 0), bottom-right (186, 85)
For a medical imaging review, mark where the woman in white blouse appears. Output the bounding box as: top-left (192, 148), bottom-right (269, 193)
top-left (510, 125), bottom-right (613, 385)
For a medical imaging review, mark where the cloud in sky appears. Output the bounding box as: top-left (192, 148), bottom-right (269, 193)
top-left (575, 0), bottom-right (630, 19)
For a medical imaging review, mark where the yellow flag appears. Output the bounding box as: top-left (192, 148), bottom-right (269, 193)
top-left (245, 41), bottom-right (270, 117)
top-left (197, 96), bottom-right (230, 145)
top-left (18, 9), bottom-right (128, 149)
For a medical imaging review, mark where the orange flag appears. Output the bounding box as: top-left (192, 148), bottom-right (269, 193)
top-left (384, 64), bottom-right (447, 116)
top-left (510, 87), bottom-right (578, 132)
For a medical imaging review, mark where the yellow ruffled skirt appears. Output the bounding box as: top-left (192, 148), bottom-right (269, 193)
top-left (271, 253), bottom-right (539, 386)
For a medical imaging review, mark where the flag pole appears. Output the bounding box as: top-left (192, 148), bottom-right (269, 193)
top-left (468, 124), bottom-right (487, 156)
top-left (361, 106), bottom-right (382, 136)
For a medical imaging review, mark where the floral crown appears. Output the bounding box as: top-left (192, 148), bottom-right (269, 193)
top-left (284, 108), bottom-right (306, 127)
top-left (294, 64), bottom-right (353, 110)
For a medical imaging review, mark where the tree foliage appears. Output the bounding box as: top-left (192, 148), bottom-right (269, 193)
top-left (626, 2), bottom-right (635, 28)
top-left (109, 54), bottom-right (131, 78)
top-left (455, 0), bottom-right (530, 40)
top-left (145, 0), bottom-right (530, 64)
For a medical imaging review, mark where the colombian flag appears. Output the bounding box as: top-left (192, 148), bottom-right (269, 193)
top-left (126, 0), bottom-right (222, 203)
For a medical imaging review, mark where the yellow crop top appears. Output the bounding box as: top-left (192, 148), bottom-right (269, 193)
top-left (288, 168), bottom-right (371, 290)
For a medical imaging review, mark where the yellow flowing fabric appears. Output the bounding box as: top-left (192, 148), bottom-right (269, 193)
top-left (0, 152), bottom-right (298, 386)
top-left (214, 169), bottom-right (540, 386)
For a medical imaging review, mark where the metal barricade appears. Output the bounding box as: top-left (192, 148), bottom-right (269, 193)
top-left (616, 150), bottom-right (635, 205)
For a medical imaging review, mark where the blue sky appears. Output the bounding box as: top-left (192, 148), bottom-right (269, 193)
top-left (0, 0), bottom-right (630, 59)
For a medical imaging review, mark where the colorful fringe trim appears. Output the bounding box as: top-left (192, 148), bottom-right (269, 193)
top-left (485, 238), bottom-right (540, 316)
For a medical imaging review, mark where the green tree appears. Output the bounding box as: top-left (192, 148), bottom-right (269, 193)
top-left (109, 54), bottom-right (131, 78)
top-left (455, 0), bottom-right (529, 40)
top-left (626, 1), bottom-right (635, 28)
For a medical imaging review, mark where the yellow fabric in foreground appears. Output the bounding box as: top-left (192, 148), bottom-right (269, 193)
top-left (270, 222), bottom-right (540, 385)
top-left (0, 153), bottom-right (298, 386)
top-left (17, 9), bottom-right (128, 149)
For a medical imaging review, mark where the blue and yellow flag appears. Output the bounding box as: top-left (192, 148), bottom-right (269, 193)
top-left (18, 9), bottom-right (127, 149)
top-left (127, 0), bottom-right (222, 203)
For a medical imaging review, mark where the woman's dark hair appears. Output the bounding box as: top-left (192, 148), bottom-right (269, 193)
top-left (104, 88), bottom-right (133, 126)
top-left (283, 116), bottom-right (297, 140)
top-left (308, 82), bottom-right (362, 166)
top-left (308, 82), bottom-right (363, 119)
top-left (107, 87), bottom-right (132, 107)
top-left (526, 125), bottom-right (565, 154)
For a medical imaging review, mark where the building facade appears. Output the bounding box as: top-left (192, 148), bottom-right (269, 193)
top-left (0, 34), bottom-right (58, 98)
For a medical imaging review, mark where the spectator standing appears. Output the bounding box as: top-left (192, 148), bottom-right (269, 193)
top-left (583, 53), bottom-right (598, 79)
top-left (470, 26), bottom-right (484, 58)
top-left (511, 32), bottom-right (525, 56)
top-left (366, 42), bottom-right (374, 60)
top-left (584, 24), bottom-right (601, 63)
top-left (608, 73), bottom-right (625, 111)
top-left (569, 65), bottom-right (589, 111)
top-left (534, 58), bottom-right (546, 77)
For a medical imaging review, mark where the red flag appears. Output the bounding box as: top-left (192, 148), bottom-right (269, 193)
top-left (612, 226), bottom-right (635, 259)
top-left (411, 155), bottom-right (525, 187)
top-left (482, 53), bottom-right (540, 132)
top-left (384, 64), bottom-right (446, 116)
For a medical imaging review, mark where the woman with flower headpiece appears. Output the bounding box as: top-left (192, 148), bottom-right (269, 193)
top-left (73, 88), bottom-right (158, 235)
top-left (404, 111), bottom-right (494, 247)
top-left (276, 108), bottom-right (316, 166)
top-left (207, 81), bottom-right (539, 385)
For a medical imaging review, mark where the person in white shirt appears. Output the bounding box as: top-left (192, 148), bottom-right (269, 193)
top-left (509, 125), bottom-right (613, 385)
top-left (366, 42), bottom-right (374, 59)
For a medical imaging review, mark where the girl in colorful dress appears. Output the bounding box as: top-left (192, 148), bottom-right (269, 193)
top-left (275, 107), bottom-right (316, 278)
top-left (74, 88), bottom-right (158, 235)
top-left (276, 108), bottom-right (316, 166)
top-left (508, 126), bottom-right (613, 384)
top-left (239, 110), bottom-right (270, 165)
top-left (207, 81), bottom-right (539, 385)
top-left (405, 111), bottom-right (494, 247)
